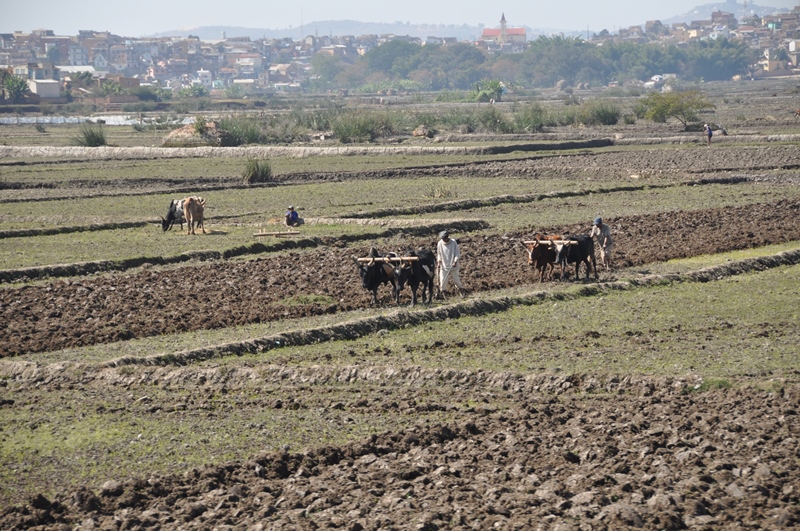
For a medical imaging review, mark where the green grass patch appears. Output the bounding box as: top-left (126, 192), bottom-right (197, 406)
top-left (696, 378), bottom-right (733, 392)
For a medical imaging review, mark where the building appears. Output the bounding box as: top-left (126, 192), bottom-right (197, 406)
top-left (481, 14), bottom-right (527, 46)
top-left (27, 78), bottom-right (61, 99)
top-left (13, 61), bottom-right (59, 80)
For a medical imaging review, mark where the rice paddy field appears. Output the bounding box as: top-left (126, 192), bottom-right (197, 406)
top-left (0, 78), bottom-right (799, 530)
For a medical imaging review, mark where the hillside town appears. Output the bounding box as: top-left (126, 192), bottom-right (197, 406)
top-left (2, 6), bottom-right (800, 104)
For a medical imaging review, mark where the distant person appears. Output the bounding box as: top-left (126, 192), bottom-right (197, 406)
top-left (436, 230), bottom-right (465, 298)
top-left (703, 123), bottom-right (713, 147)
top-left (591, 217), bottom-right (613, 271)
top-left (284, 205), bottom-right (303, 227)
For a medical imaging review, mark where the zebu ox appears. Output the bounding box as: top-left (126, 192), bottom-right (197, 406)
top-left (554, 235), bottom-right (598, 281)
top-left (391, 249), bottom-right (436, 306)
top-left (352, 248), bottom-right (397, 305)
top-left (161, 196), bottom-right (205, 232)
top-left (183, 196), bottom-right (206, 235)
top-left (524, 234), bottom-right (559, 282)
top-left (161, 198), bottom-right (186, 231)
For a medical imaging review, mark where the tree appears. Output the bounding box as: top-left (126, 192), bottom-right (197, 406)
top-left (640, 90), bottom-right (715, 127)
top-left (4, 75), bottom-right (29, 104)
top-left (100, 80), bottom-right (122, 96)
top-left (177, 84), bottom-right (210, 98)
top-left (365, 40), bottom-right (421, 76)
top-left (130, 86), bottom-right (160, 101)
top-left (224, 84), bottom-right (243, 99)
top-left (311, 52), bottom-right (345, 90)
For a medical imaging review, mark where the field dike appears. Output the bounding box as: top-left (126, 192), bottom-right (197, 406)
top-left (0, 220), bottom-right (489, 283)
top-left (3, 248), bottom-right (798, 386)
top-left (0, 139), bottom-right (614, 161)
top-left (338, 178), bottom-right (746, 218)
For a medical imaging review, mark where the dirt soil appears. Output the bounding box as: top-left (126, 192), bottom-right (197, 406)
top-left (1, 144), bottom-right (799, 529)
top-left (1, 199), bottom-right (799, 358)
top-left (1, 377), bottom-right (797, 530)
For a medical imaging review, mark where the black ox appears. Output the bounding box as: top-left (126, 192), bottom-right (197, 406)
top-left (554, 235), bottom-right (598, 280)
top-left (352, 248), bottom-right (397, 305)
top-left (392, 249), bottom-right (436, 306)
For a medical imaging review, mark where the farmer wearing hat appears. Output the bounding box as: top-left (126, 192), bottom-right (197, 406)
top-left (436, 230), bottom-right (465, 298)
top-left (591, 217), bottom-right (613, 271)
top-left (284, 205), bottom-right (303, 227)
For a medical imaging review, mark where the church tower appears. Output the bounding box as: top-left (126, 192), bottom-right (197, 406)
top-left (500, 13), bottom-right (507, 44)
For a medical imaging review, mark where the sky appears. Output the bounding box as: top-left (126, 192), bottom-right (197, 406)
top-left (4, 0), bottom-right (799, 37)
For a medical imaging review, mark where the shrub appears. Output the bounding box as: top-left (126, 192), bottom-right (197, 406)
top-left (476, 106), bottom-right (513, 133)
top-left (242, 158), bottom-right (272, 184)
top-left (193, 115), bottom-right (208, 135)
top-left (423, 180), bottom-right (457, 199)
top-left (332, 111), bottom-right (397, 143)
top-left (512, 103), bottom-right (551, 133)
top-left (217, 116), bottom-right (265, 146)
top-left (632, 100), bottom-right (649, 119)
top-left (439, 108), bottom-right (478, 133)
top-left (34, 124), bottom-right (47, 133)
top-left (582, 101), bottom-right (621, 126)
top-left (71, 123), bottom-right (107, 147)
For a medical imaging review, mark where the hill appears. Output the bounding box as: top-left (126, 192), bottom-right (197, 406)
top-left (147, 2), bottom-right (792, 42)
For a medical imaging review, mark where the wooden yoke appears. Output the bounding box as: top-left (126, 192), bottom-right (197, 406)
top-left (356, 256), bottom-right (420, 263)
top-left (523, 240), bottom-right (579, 246)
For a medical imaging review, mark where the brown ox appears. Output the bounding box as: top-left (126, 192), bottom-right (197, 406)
top-left (183, 196), bottom-right (206, 235)
top-left (524, 234), bottom-right (559, 282)
top-left (794, 109), bottom-right (800, 118)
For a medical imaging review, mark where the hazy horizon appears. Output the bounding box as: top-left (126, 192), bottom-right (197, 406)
top-left (5, 0), bottom-right (799, 38)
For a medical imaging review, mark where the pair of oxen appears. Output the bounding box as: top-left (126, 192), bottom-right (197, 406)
top-left (353, 248), bottom-right (435, 306)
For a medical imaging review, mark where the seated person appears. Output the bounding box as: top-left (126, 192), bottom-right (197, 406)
top-left (284, 205), bottom-right (303, 227)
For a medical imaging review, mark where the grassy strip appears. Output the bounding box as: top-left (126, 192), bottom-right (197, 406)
top-left (0, 139), bottom-right (614, 161)
top-left (338, 180), bottom-right (730, 218)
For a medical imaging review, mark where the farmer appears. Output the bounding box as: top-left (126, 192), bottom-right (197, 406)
top-left (284, 205), bottom-right (303, 227)
top-left (703, 123), bottom-right (713, 147)
top-left (436, 230), bottom-right (465, 298)
top-left (591, 217), bottom-right (614, 271)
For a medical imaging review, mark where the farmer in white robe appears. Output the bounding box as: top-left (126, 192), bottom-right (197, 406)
top-left (436, 230), bottom-right (465, 298)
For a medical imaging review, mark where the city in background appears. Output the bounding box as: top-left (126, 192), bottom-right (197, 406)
top-left (2, 5), bottom-right (800, 109)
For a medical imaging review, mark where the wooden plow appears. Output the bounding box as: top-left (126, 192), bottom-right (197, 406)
top-left (254, 230), bottom-right (301, 238)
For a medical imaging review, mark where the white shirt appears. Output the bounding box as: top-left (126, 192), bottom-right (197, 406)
top-left (437, 238), bottom-right (460, 269)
